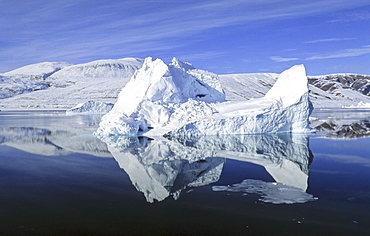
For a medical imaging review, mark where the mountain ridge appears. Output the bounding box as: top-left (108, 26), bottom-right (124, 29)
top-left (1, 58), bottom-right (370, 109)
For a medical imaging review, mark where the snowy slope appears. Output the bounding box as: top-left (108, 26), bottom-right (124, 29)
top-left (51, 58), bottom-right (142, 79)
top-left (0, 75), bottom-right (49, 99)
top-left (308, 74), bottom-right (370, 108)
top-left (4, 61), bottom-right (73, 80)
top-left (309, 74), bottom-right (370, 96)
top-left (219, 73), bottom-right (277, 100)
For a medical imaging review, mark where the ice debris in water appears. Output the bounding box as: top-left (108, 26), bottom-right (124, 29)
top-left (212, 179), bottom-right (318, 204)
top-left (66, 100), bottom-right (114, 115)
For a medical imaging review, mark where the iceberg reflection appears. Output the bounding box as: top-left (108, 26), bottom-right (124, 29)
top-left (101, 136), bottom-right (225, 203)
top-left (101, 133), bottom-right (314, 203)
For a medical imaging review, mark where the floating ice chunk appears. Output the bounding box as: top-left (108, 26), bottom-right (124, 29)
top-left (66, 101), bottom-right (114, 115)
top-left (343, 101), bottom-right (370, 108)
top-left (213, 179), bottom-right (318, 204)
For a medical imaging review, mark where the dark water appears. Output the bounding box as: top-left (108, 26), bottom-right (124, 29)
top-left (0, 109), bottom-right (369, 235)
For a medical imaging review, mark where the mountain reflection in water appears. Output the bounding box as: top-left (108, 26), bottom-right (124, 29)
top-left (311, 109), bottom-right (370, 138)
top-left (100, 133), bottom-right (314, 203)
top-left (314, 119), bottom-right (370, 138)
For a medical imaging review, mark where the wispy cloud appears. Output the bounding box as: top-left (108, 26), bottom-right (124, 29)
top-left (1, 0), bottom-right (370, 73)
top-left (328, 11), bottom-right (370, 23)
top-left (304, 38), bottom-right (356, 44)
top-left (306, 45), bottom-right (370, 60)
top-left (269, 56), bottom-right (299, 62)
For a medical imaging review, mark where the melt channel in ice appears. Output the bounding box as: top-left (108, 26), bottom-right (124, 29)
top-left (96, 57), bottom-right (313, 137)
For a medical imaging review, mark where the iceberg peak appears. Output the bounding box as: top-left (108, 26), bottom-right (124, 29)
top-left (265, 64), bottom-right (308, 108)
top-left (170, 57), bottom-right (195, 71)
top-left (102, 57), bottom-right (225, 116)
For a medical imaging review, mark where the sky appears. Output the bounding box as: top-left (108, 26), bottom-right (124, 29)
top-left (1, 0), bottom-right (370, 75)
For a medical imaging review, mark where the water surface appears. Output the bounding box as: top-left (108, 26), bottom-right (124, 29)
top-left (0, 109), bottom-right (369, 235)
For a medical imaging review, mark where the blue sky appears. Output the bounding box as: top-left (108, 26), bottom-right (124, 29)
top-left (1, 0), bottom-right (370, 75)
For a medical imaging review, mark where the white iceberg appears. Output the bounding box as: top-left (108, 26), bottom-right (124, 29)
top-left (96, 57), bottom-right (313, 137)
top-left (66, 101), bottom-right (114, 115)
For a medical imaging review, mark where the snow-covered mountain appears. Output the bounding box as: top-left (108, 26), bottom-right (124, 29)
top-left (1, 57), bottom-right (370, 109)
top-left (309, 74), bottom-right (370, 96)
top-left (3, 61), bottom-right (73, 80)
top-left (0, 58), bottom-right (143, 108)
top-left (51, 58), bottom-right (142, 79)
top-left (219, 73), bottom-right (370, 108)
top-left (308, 74), bottom-right (370, 108)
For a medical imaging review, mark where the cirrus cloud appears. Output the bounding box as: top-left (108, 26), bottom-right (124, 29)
top-left (306, 45), bottom-right (370, 60)
top-left (269, 56), bottom-right (299, 62)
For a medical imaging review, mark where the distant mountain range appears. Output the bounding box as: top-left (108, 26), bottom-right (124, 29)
top-left (1, 58), bottom-right (370, 109)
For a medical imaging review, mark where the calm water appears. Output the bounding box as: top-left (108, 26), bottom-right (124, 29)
top-left (0, 109), bottom-right (369, 235)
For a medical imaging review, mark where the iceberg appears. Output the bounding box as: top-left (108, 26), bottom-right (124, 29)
top-left (66, 101), bottom-right (114, 115)
top-left (96, 57), bottom-right (313, 137)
